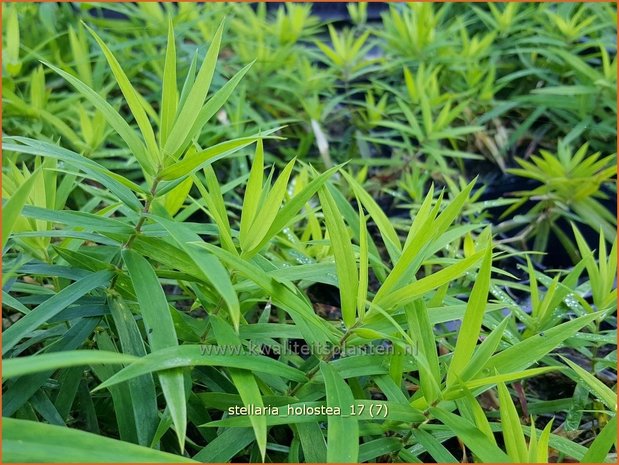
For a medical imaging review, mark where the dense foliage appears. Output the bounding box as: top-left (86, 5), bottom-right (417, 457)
top-left (2, 2), bottom-right (617, 463)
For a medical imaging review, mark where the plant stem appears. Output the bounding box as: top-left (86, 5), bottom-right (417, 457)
top-left (109, 177), bottom-right (161, 287)
top-left (123, 177), bottom-right (161, 250)
top-left (288, 328), bottom-right (355, 397)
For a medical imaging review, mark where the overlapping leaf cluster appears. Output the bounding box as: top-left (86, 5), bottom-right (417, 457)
top-left (2, 3), bottom-right (616, 464)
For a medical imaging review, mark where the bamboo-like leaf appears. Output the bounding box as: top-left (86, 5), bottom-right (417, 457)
top-left (406, 300), bottom-right (442, 406)
top-left (357, 204), bottom-right (369, 319)
top-left (535, 419), bottom-right (554, 463)
top-left (192, 243), bottom-right (336, 347)
top-left (498, 381), bottom-right (528, 462)
top-left (93, 345), bottom-right (307, 390)
top-left (163, 22), bottom-right (223, 158)
top-left (160, 18), bottom-right (178, 148)
top-left (580, 415), bottom-right (617, 463)
top-left (153, 217), bottom-right (240, 331)
top-left (429, 407), bottom-right (511, 463)
top-left (242, 158), bottom-right (296, 254)
top-left (210, 316), bottom-right (267, 460)
top-left (85, 24), bottom-right (160, 167)
top-left (482, 312), bottom-right (603, 374)
top-left (3, 137), bottom-right (143, 210)
top-left (239, 139), bottom-right (264, 246)
top-left (2, 418), bottom-right (197, 463)
top-left (42, 62), bottom-right (152, 174)
top-left (3, 350), bottom-right (138, 379)
top-left (108, 293), bottom-right (159, 446)
top-left (2, 167), bottom-right (40, 249)
top-left (320, 362), bottom-right (359, 463)
top-left (244, 164), bottom-right (341, 257)
top-left (177, 61), bottom-right (255, 154)
top-left (192, 428), bottom-right (255, 462)
top-left (413, 428), bottom-right (458, 463)
top-left (122, 249), bottom-right (186, 450)
top-left (342, 170), bottom-right (402, 262)
top-left (560, 356), bottom-right (617, 410)
top-left (447, 241), bottom-right (493, 385)
top-left (377, 251), bottom-right (484, 310)
top-left (296, 422), bottom-right (327, 463)
top-left (3, 270), bottom-right (113, 354)
top-left (317, 183), bottom-right (358, 328)
top-left (375, 180), bottom-right (475, 302)
top-left (456, 317), bottom-right (509, 383)
top-left (160, 133), bottom-right (277, 181)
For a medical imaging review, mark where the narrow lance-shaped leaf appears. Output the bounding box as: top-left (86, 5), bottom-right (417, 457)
top-left (429, 407), bottom-right (511, 463)
top-left (375, 180), bottom-right (474, 302)
top-left (406, 300), bottom-right (442, 406)
top-left (320, 362), bottom-right (359, 463)
top-left (159, 131), bottom-right (279, 181)
top-left (177, 61), bottom-right (255, 155)
top-left (84, 24), bottom-right (160, 167)
top-left (498, 381), bottom-right (528, 462)
top-left (3, 350), bottom-right (138, 379)
top-left (3, 270), bottom-right (113, 354)
top-left (42, 61), bottom-right (152, 175)
top-left (483, 312), bottom-right (603, 374)
top-left (239, 139), bottom-right (264, 247)
top-left (93, 345), bottom-right (307, 390)
top-left (108, 293), bottom-right (159, 447)
top-left (377, 251), bottom-right (484, 311)
top-left (560, 355), bottom-right (617, 410)
top-left (210, 316), bottom-right (267, 460)
top-left (318, 183), bottom-right (358, 328)
top-left (580, 415), bottom-right (617, 463)
top-left (164, 21), bottom-right (223, 159)
top-left (247, 164), bottom-right (341, 256)
top-left (357, 203), bottom-right (369, 320)
top-left (447, 238), bottom-right (493, 386)
top-left (2, 167), bottom-right (41, 249)
top-left (3, 418), bottom-right (197, 463)
top-left (152, 217), bottom-right (240, 331)
top-left (122, 249), bottom-right (186, 450)
top-left (342, 170), bottom-right (402, 263)
top-left (242, 158), bottom-right (296, 255)
top-left (160, 17), bottom-right (178, 147)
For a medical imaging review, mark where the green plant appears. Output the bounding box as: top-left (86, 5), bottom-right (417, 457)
top-left (501, 141), bottom-right (616, 255)
top-left (2, 4), bottom-right (616, 464)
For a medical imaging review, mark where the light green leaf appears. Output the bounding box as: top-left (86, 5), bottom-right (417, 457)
top-left (85, 24), bottom-right (160, 167)
top-left (2, 418), bottom-right (197, 463)
top-left (239, 139), bottom-right (264, 246)
top-left (318, 183), bottom-right (358, 328)
top-left (210, 316), bottom-right (266, 460)
top-left (447, 241), bottom-right (493, 385)
top-left (160, 134), bottom-right (273, 181)
top-left (498, 381), bottom-right (528, 462)
top-left (3, 271), bottom-right (113, 354)
top-left (320, 362), bottom-right (359, 463)
top-left (3, 350), bottom-right (138, 379)
top-left (243, 158), bottom-right (297, 254)
top-left (93, 345), bottom-right (307, 390)
top-left (123, 249), bottom-right (186, 450)
top-left (377, 251), bottom-right (484, 310)
top-left (482, 312), bottom-right (603, 374)
top-left (41, 62), bottom-right (152, 174)
top-left (561, 356), bottom-right (617, 410)
top-left (2, 167), bottom-right (40, 249)
top-left (163, 21), bottom-right (223, 158)
top-left (580, 415), bottom-right (617, 463)
top-left (152, 217), bottom-right (240, 331)
top-left (429, 407), bottom-right (511, 463)
top-left (160, 18), bottom-right (178, 148)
